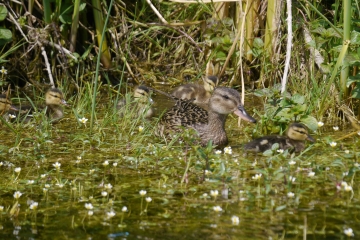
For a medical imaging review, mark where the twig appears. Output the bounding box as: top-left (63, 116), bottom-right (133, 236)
top-left (41, 39), bottom-right (78, 60)
top-left (145, 0), bottom-right (168, 24)
top-left (7, 11), bottom-right (29, 42)
top-left (40, 45), bottom-right (55, 88)
top-left (281, 0), bottom-right (293, 93)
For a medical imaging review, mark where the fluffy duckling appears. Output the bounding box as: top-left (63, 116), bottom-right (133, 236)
top-left (117, 85), bottom-right (154, 119)
top-left (9, 88), bottom-right (68, 123)
top-left (171, 76), bottom-right (219, 105)
top-left (157, 87), bottom-right (256, 147)
top-left (44, 88), bottom-right (68, 121)
top-left (244, 123), bottom-right (315, 153)
top-left (0, 94), bottom-right (17, 116)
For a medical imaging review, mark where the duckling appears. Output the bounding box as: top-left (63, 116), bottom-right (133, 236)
top-left (117, 85), bottom-right (154, 119)
top-left (9, 88), bottom-right (68, 123)
top-left (0, 94), bottom-right (17, 115)
top-left (157, 87), bottom-right (256, 147)
top-left (44, 88), bottom-right (68, 121)
top-left (244, 123), bottom-right (315, 153)
top-left (171, 76), bottom-right (219, 105)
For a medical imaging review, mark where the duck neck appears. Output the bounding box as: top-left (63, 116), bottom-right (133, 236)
top-left (47, 105), bottom-right (63, 120)
top-left (207, 111), bottom-right (227, 128)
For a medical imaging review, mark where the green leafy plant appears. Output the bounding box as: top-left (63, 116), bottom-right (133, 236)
top-left (253, 84), bottom-right (318, 137)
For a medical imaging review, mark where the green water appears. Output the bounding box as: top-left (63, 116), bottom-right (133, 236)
top-left (0, 94), bottom-right (359, 239)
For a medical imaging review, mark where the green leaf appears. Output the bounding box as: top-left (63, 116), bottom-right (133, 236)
top-left (300, 115), bottom-right (318, 132)
top-left (0, 5), bottom-right (8, 21)
top-left (291, 94), bottom-right (305, 105)
top-left (275, 205), bottom-right (287, 211)
top-left (0, 28), bottom-right (12, 45)
top-left (253, 38), bottom-right (264, 49)
top-left (263, 150), bottom-right (273, 157)
top-left (350, 86), bottom-right (360, 98)
top-left (351, 30), bottom-right (360, 45)
top-left (271, 143), bottom-right (279, 151)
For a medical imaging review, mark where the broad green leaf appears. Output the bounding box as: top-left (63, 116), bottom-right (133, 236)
top-left (0, 5), bottom-right (7, 21)
top-left (300, 115), bottom-right (318, 132)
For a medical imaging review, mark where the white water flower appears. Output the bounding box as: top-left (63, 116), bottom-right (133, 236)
top-left (8, 114), bottom-right (16, 119)
top-left (103, 160), bottom-right (109, 167)
top-left (145, 197), bottom-right (152, 203)
top-left (89, 169), bottom-right (95, 174)
top-left (138, 126), bottom-right (144, 132)
top-left (289, 160), bottom-right (296, 165)
top-left (345, 150), bottom-right (350, 154)
top-left (252, 173), bottom-right (262, 180)
top-left (122, 206), bottom-right (128, 212)
top-left (85, 203), bottom-right (93, 210)
top-left (287, 192), bottom-right (295, 198)
top-left (104, 183), bottom-right (113, 190)
top-left (344, 185), bottom-right (353, 192)
top-left (213, 206), bottom-right (223, 212)
top-left (231, 216), bottom-right (240, 225)
top-left (79, 117), bottom-right (88, 124)
top-left (13, 191), bottom-right (22, 199)
top-left (139, 190), bottom-right (147, 196)
top-left (77, 156), bottom-right (82, 160)
top-left (14, 167), bottom-right (21, 173)
top-left (101, 191), bottom-right (108, 197)
top-left (40, 174), bottom-right (47, 179)
top-left (0, 206), bottom-right (4, 211)
top-left (53, 162), bottom-right (61, 170)
top-left (308, 172), bottom-right (315, 177)
top-left (215, 150), bottom-right (222, 154)
top-left (210, 190), bottom-right (219, 198)
top-left (29, 202), bottom-right (38, 210)
top-left (344, 228), bottom-right (354, 237)
top-left (27, 180), bottom-right (35, 185)
top-left (0, 66), bottom-right (7, 74)
top-left (289, 176), bottom-right (296, 182)
top-left (277, 149), bottom-right (284, 153)
top-left (224, 146), bottom-right (232, 155)
top-left (113, 162), bottom-right (118, 167)
top-left (88, 211), bottom-right (93, 216)
top-left (333, 126), bottom-right (339, 131)
top-left (329, 142), bottom-right (337, 147)
top-left (107, 210), bottom-right (116, 219)
top-left (317, 121), bottom-right (324, 127)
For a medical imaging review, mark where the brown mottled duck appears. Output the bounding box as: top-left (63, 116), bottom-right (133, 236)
top-left (157, 87), bottom-right (256, 147)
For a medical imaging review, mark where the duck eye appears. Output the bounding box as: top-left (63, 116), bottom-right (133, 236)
top-left (222, 95), bottom-right (230, 100)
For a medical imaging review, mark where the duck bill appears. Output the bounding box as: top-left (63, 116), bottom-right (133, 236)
top-left (306, 135), bottom-right (315, 142)
top-left (234, 105), bottom-right (256, 123)
top-left (61, 99), bottom-right (69, 106)
top-left (10, 105), bottom-right (19, 111)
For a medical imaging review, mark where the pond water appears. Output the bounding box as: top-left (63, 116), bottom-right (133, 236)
top-left (0, 89), bottom-right (359, 239)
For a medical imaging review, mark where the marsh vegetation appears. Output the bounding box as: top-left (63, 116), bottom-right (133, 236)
top-left (0, 0), bottom-right (360, 239)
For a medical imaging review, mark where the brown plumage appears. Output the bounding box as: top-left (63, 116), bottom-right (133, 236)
top-left (244, 123), bottom-right (315, 153)
top-left (8, 88), bottom-right (68, 123)
top-left (157, 87), bottom-right (256, 147)
top-left (117, 85), bottom-right (154, 119)
top-left (0, 94), bottom-right (17, 115)
top-left (171, 76), bottom-right (219, 105)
